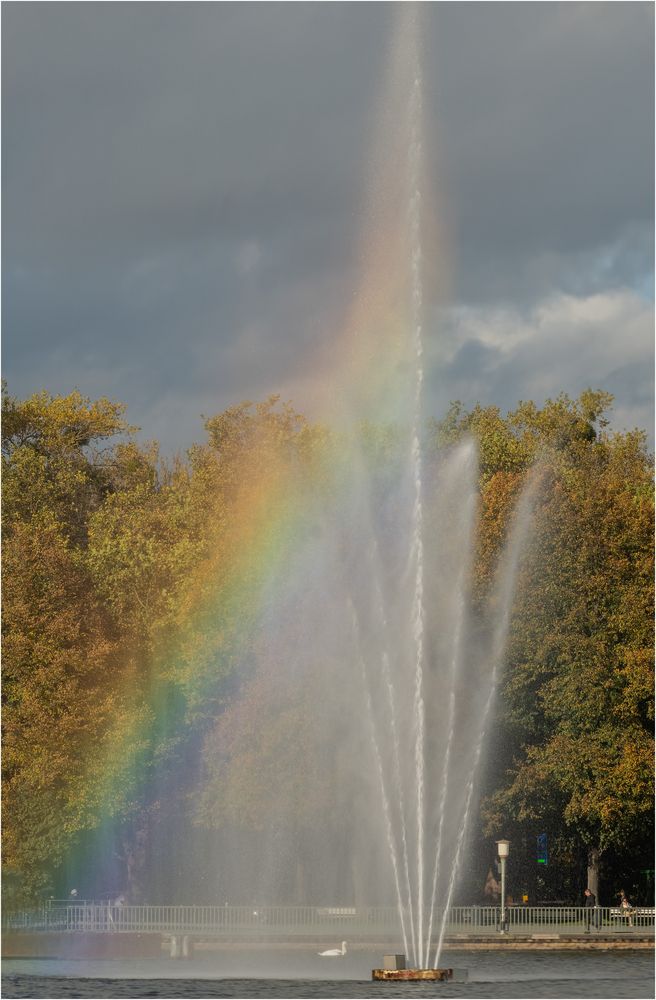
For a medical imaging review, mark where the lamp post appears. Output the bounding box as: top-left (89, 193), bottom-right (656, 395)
top-left (496, 840), bottom-right (510, 934)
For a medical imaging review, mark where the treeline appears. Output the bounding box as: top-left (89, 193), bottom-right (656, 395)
top-left (2, 386), bottom-right (653, 905)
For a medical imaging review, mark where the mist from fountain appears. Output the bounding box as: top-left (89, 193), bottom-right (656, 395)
top-left (328, 5), bottom-right (536, 969)
top-left (190, 5), bottom-right (536, 971)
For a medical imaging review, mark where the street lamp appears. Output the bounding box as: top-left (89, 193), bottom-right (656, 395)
top-left (496, 840), bottom-right (510, 934)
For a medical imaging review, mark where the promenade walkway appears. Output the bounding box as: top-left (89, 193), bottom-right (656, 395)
top-left (4, 903), bottom-right (654, 940)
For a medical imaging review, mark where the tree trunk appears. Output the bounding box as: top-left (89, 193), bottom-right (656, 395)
top-left (587, 846), bottom-right (600, 902)
top-left (122, 816), bottom-right (148, 903)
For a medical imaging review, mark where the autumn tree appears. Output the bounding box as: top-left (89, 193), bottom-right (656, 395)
top-left (436, 392), bottom-right (654, 901)
top-left (2, 389), bottom-right (144, 897)
top-left (4, 385), bottom-right (652, 905)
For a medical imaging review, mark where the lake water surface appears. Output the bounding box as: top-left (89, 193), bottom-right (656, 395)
top-left (3, 949), bottom-right (654, 999)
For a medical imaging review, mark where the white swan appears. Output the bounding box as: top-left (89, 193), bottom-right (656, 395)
top-left (318, 941), bottom-right (347, 957)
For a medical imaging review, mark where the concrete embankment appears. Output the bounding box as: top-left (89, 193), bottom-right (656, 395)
top-left (187, 935), bottom-right (655, 952)
top-left (2, 932), bottom-right (653, 959)
top-left (2, 932), bottom-right (162, 959)
top-left (441, 936), bottom-right (654, 951)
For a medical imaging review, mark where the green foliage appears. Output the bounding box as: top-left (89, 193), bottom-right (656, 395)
top-left (2, 387), bottom-right (132, 542)
top-left (2, 390), bottom-right (144, 894)
top-left (195, 660), bottom-right (329, 832)
top-left (470, 394), bottom-right (654, 876)
top-left (2, 384), bottom-right (652, 902)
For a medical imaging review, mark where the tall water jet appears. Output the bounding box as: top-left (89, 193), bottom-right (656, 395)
top-left (327, 3), bottom-right (536, 968)
top-left (407, 16), bottom-right (427, 970)
top-left (424, 441), bottom-right (477, 962)
top-left (194, 3), bottom-right (535, 967)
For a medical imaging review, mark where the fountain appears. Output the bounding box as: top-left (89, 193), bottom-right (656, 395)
top-left (193, 3), bottom-right (536, 976)
top-left (323, 6), bottom-right (534, 974)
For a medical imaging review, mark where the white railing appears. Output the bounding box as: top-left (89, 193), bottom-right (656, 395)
top-left (3, 904), bottom-right (654, 936)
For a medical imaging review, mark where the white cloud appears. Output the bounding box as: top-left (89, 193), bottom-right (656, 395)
top-left (432, 289), bottom-right (654, 437)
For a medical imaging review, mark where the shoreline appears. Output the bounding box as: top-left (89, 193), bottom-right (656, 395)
top-left (3, 932), bottom-right (654, 960)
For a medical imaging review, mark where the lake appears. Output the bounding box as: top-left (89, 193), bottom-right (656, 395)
top-left (3, 948), bottom-right (654, 998)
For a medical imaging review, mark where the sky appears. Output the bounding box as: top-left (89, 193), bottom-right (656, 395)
top-left (3, 2), bottom-right (654, 452)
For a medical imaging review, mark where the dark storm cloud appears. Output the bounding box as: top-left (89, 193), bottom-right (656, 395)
top-left (423, 3), bottom-right (653, 302)
top-left (3, 3), bottom-right (653, 449)
top-left (3, 3), bottom-right (377, 257)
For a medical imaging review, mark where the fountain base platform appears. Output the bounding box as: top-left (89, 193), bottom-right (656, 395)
top-left (372, 968), bottom-right (467, 982)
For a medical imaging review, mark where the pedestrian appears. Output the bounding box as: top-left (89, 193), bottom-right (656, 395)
top-left (483, 868), bottom-right (501, 903)
top-left (584, 887), bottom-right (597, 932)
top-left (619, 890), bottom-right (634, 928)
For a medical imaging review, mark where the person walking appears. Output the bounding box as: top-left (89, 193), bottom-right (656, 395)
top-left (584, 887), bottom-right (597, 932)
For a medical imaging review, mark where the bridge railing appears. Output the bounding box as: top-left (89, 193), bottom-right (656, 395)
top-left (2, 904), bottom-right (654, 936)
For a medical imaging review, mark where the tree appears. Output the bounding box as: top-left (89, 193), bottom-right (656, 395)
top-left (450, 393), bottom-right (656, 900)
top-left (4, 384), bottom-right (651, 906)
top-left (2, 387), bottom-right (132, 543)
top-left (83, 396), bottom-right (327, 898)
top-left (2, 389), bottom-right (142, 896)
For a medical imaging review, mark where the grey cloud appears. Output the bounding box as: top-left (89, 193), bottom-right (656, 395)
top-left (3, 3), bottom-right (653, 450)
top-left (430, 289), bottom-right (654, 439)
top-left (427, 4), bottom-right (654, 301)
top-left (5, 4), bottom-right (651, 270)
top-left (3, 3), bottom-right (379, 262)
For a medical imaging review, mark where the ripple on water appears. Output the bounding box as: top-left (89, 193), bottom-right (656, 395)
top-left (2, 951), bottom-right (654, 999)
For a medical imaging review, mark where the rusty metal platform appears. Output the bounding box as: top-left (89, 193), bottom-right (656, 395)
top-left (372, 967), bottom-right (458, 981)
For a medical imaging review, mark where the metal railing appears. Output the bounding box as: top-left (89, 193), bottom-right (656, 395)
top-left (3, 904), bottom-right (654, 937)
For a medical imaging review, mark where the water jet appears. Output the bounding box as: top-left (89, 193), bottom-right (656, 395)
top-left (195, 7), bottom-right (535, 972)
